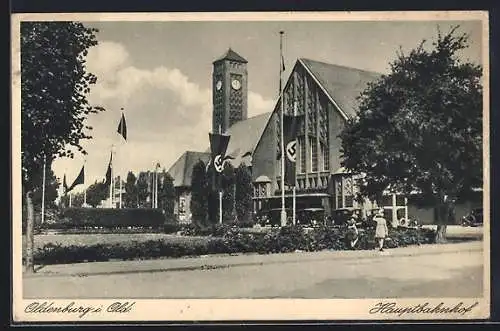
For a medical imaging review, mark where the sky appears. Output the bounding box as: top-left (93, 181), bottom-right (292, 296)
top-left (49, 17), bottom-right (483, 195)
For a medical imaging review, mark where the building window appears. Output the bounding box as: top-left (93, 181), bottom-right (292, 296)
top-left (298, 136), bottom-right (306, 173)
top-left (321, 142), bottom-right (329, 171)
top-left (345, 195), bottom-right (354, 208)
top-left (335, 178), bottom-right (342, 209)
top-left (179, 197), bottom-right (186, 216)
top-left (310, 136), bottom-right (318, 172)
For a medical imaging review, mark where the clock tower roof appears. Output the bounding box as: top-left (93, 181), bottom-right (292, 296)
top-left (213, 48), bottom-right (248, 64)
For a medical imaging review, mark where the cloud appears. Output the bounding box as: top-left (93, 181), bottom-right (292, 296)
top-left (86, 41), bottom-right (129, 81)
top-left (52, 41), bottom-right (273, 194)
top-left (248, 91), bottom-right (275, 116)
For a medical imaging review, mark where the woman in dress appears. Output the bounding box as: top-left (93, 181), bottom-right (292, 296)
top-left (374, 209), bottom-right (389, 251)
top-left (346, 217), bottom-right (359, 249)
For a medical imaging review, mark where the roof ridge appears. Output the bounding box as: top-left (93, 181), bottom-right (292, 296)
top-left (300, 57), bottom-right (382, 76)
top-left (214, 48), bottom-right (248, 63)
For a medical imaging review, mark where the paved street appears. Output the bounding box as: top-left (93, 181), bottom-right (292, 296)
top-left (23, 241), bottom-right (484, 299)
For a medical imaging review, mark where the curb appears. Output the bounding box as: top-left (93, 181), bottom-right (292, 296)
top-left (23, 243), bottom-right (483, 279)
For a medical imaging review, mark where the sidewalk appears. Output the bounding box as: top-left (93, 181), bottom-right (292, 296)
top-left (24, 240), bottom-right (483, 278)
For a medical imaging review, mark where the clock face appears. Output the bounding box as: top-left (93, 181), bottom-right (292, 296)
top-left (231, 79), bottom-right (241, 90)
top-left (216, 80), bottom-right (222, 91)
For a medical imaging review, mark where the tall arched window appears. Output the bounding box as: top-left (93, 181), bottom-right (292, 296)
top-left (310, 137), bottom-right (318, 172)
top-left (298, 136), bottom-right (306, 173)
top-left (321, 142), bottom-right (329, 171)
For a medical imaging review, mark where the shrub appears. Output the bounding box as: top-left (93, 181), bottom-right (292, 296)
top-left (33, 224), bottom-right (437, 265)
top-left (48, 208), bottom-right (166, 229)
top-left (163, 222), bottom-right (181, 234)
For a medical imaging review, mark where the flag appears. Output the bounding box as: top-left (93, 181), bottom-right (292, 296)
top-left (117, 112), bottom-right (127, 140)
top-left (281, 54), bottom-right (285, 72)
top-left (104, 152), bottom-right (113, 186)
top-left (283, 114), bottom-right (304, 187)
top-left (67, 165), bottom-right (85, 192)
top-left (63, 174), bottom-right (68, 194)
top-left (241, 151), bottom-right (252, 158)
top-left (209, 132), bottom-right (231, 190)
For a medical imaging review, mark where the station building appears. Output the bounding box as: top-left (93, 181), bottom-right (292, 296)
top-left (168, 49), bottom-right (481, 225)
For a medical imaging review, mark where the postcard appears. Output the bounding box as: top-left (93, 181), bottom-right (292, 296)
top-left (11, 11), bottom-right (490, 322)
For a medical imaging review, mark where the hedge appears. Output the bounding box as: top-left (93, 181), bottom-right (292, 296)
top-left (48, 208), bottom-right (166, 229)
top-left (32, 225), bottom-right (436, 265)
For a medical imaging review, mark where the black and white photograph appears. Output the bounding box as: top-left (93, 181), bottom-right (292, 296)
top-left (12, 11), bottom-right (490, 321)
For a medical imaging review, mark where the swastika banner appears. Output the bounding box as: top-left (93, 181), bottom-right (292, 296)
top-left (283, 114), bottom-right (304, 187)
top-left (208, 132), bottom-right (231, 190)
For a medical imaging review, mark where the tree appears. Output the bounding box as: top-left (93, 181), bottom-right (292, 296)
top-left (71, 192), bottom-right (85, 207)
top-left (124, 171), bottom-right (138, 208)
top-left (339, 26), bottom-right (482, 243)
top-left (206, 165), bottom-right (219, 226)
top-left (22, 166), bottom-right (59, 230)
top-left (158, 171), bottom-right (176, 221)
top-left (31, 166), bottom-right (60, 210)
top-left (86, 181), bottom-right (108, 207)
top-left (235, 164), bottom-right (253, 225)
top-left (191, 160), bottom-right (208, 226)
top-left (221, 163), bottom-right (236, 222)
top-left (136, 171), bottom-right (151, 208)
top-left (21, 22), bottom-right (103, 272)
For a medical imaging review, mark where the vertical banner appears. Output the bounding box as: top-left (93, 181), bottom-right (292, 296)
top-left (283, 114), bottom-right (303, 187)
top-left (208, 132), bottom-right (231, 190)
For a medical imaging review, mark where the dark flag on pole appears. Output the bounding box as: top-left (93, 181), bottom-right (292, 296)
top-left (68, 165), bottom-right (85, 192)
top-left (208, 132), bottom-right (231, 190)
top-left (283, 113), bottom-right (304, 187)
top-left (104, 152), bottom-right (113, 186)
top-left (117, 112), bottom-right (127, 140)
top-left (63, 174), bottom-right (68, 194)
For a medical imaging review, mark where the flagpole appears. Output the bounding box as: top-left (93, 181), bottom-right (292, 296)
top-left (118, 114), bottom-right (122, 209)
top-left (150, 172), bottom-right (153, 208)
top-left (110, 145), bottom-right (114, 208)
top-left (69, 192), bottom-right (72, 207)
top-left (83, 157), bottom-right (87, 207)
top-left (279, 30), bottom-right (287, 227)
top-left (41, 154), bottom-right (46, 224)
top-left (156, 163), bottom-right (160, 208)
top-left (118, 141), bottom-right (122, 209)
top-left (154, 163), bottom-right (158, 208)
top-left (156, 163), bottom-right (158, 208)
top-left (113, 148), bottom-right (116, 208)
top-left (118, 108), bottom-right (125, 209)
top-left (219, 191), bottom-right (223, 224)
top-left (218, 125), bottom-right (223, 224)
top-left (119, 174), bottom-right (122, 208)
top-left (292, 100), bottom-right (297, 226)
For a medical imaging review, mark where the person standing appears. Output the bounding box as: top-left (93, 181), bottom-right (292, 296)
top-left (346, 216), bottom-right (359, 249)
top-left (374, 209), bottom-right (389, 251)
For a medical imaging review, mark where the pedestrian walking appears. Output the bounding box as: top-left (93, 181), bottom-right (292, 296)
top-left (374, 209), bottom-right (389, 251)
top-left (346, 217), bottom-right (359, 249)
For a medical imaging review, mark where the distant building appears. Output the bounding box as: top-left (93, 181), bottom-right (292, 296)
top-left (168, 151), bottom-right (210, 222)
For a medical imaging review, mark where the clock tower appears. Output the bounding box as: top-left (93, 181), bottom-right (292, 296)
top-left (212, 48), bottom-right (248, 133)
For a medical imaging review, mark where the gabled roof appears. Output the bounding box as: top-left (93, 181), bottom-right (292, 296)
top-left (167, 151), bottom-right (210, 187)
top-left (225, 112), bottom-right (272, 166)
top-left (213, 48), bottom-right (248, 64)
top-left (299, 58), bottom-right (381, 119)
top-left (205, 112), bottom-right (272, 167)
